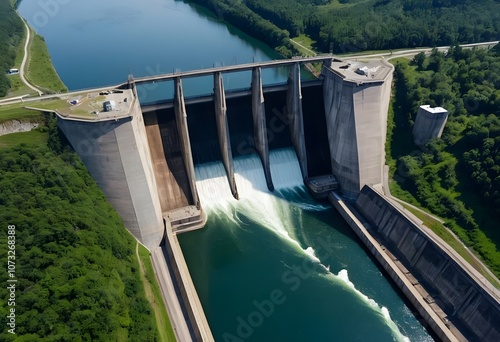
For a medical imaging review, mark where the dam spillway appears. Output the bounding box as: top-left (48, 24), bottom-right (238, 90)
top-left (179, 148), bottom-right (431, 340)
top-left (51, 57), bottom-right (499, 341)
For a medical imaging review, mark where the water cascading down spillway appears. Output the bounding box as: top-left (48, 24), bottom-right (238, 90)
top-left (184, 146), bottom-right (422, 341)
top-left (177, 65), bottom-right (431, 340)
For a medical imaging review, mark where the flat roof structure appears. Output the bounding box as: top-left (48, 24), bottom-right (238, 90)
top-left (56, 89), bottom-right (135, 121)
top-left (419, 104), bottom-right (447, 114)
top-left (328, 58), bottom-right (393, 84)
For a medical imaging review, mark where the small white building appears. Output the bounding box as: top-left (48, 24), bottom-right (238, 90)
top-left (413, 105), bottom-right (449, 146)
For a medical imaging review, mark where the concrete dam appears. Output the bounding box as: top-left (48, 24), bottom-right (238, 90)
top-left (52, 57), bottom-right (499, 341)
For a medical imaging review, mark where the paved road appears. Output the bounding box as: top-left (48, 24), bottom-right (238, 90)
top-left (18, 16), bottom-right (43, 97)
top-left (346, 40), bottom-right (499, 61)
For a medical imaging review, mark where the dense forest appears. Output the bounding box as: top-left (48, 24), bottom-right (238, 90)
top-left (186, 0), bottom-right (295, 56)
top-left (188, 0), bottom-right (500, 54)
top-left (389, 45), bottom-right (500, 276)
top-left (0, 115), bottom-right (160, 340)
top-left (0, 0), bottom-right (23, 96)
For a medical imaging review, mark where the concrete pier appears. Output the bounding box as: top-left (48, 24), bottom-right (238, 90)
top-left (174, 77), bottom-right (200, 208)
top-left (286, 62), bottom-right (308, 179)
top-left (251, 67), bottom-right (274, 191)
top-left (214, 72), bottom-right (238, 199)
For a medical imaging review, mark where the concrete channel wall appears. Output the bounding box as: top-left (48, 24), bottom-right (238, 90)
top-left (331, 186), bottom-right (500, 342)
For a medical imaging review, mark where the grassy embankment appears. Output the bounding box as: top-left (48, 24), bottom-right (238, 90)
top-left (3, 11), bottom-right (67, 98)
top-left (386, 56), bottom-right (500, 288)
top-left (24, 29), bottom-right (67, 94)
top-left (137, 243), bottom-right (177, 342)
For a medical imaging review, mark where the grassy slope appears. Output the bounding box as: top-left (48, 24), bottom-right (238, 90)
top-left (2, 11), bottom-right (67, 99)
top-left (400, 202), bottom-right (500, 288)
top-left (0, 128), bottom-right (47, 149)
top-left (137, 244), bottom-right (176, 342)
top-left (25, 31), bottom-right (67, 93)
top-left (5, 20), bottom-right (37, 97)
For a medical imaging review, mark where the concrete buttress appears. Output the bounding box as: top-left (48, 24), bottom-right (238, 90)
top-left (174, 77), bottom-right (200, 208)
top-left (286, 62), bottom-right (308, 179)
top-left (251, 67), bottom-right (274, 191)
top-left (214, 72), bottom-right (238, 199)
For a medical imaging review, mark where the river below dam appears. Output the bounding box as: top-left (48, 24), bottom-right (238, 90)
top-left (180, 149), bottom-right (432, 341)
top-left (18, 0), bottom-right (434, 340)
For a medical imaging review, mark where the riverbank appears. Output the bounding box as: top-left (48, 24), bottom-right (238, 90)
top-left (184, 0), bottom-right (296, 57)
top-left (23, 23), bottom-right (67, 94)
top-left (1, 3), bottom-right (67, 100)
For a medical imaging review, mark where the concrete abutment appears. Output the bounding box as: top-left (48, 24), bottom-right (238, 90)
top-left (251, 67), bottom-right (274, 191)
top-left (214, 72), bottom-right (238, 199)
top-left (286, 62), bottom-right (308, 179)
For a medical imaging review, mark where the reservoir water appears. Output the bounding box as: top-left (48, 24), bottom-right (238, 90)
top-left (18, 0), bottom-right (434, 340)
top-left (18, 0), bottom-right (289, 102)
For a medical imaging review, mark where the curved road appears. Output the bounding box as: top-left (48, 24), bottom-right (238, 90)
top-left (18, 16), bottom-right (43, 97)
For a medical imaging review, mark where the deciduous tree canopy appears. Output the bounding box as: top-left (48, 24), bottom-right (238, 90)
top-left (0, 0), bottom-right (23, 96)
top-left (188, 0), bottom-right (500, 54)
top-left (390, 45), bottom-right (500, 276)
top-left (0, 115), bottom-right (159, 341)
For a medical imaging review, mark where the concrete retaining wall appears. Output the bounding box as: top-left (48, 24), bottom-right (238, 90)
top-left (214, 72), bottom-right (238, 199)
top-left (286, 62), bottom-right (308, 179)
top-left (353, 186), bottom-right (500, 342)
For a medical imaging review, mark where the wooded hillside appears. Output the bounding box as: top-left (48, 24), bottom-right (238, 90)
top-left (188, 0), bottom-right (500, 54)
top-left (0, 115), bottom-right (160, 341)
top-left (0, 0), bottom-right (23, 96)
top-left (389, 45), bottom-right (500, 277)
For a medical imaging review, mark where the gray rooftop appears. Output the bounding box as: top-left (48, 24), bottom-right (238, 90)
top-left (328, 59), bottom-right (392, 84)
top-left (58, 89), bottom-right (135, 120)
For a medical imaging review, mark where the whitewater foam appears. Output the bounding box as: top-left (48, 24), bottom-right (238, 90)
top-left (335, 269), bottom-right (410, 342)
top-left (194, 148), bottom-right (411, 341)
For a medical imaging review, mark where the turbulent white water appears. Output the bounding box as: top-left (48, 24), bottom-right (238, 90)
top-left (194, 148), bottom-right (409, 341)
top-left (335, 269), bottom-right (411, 342)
